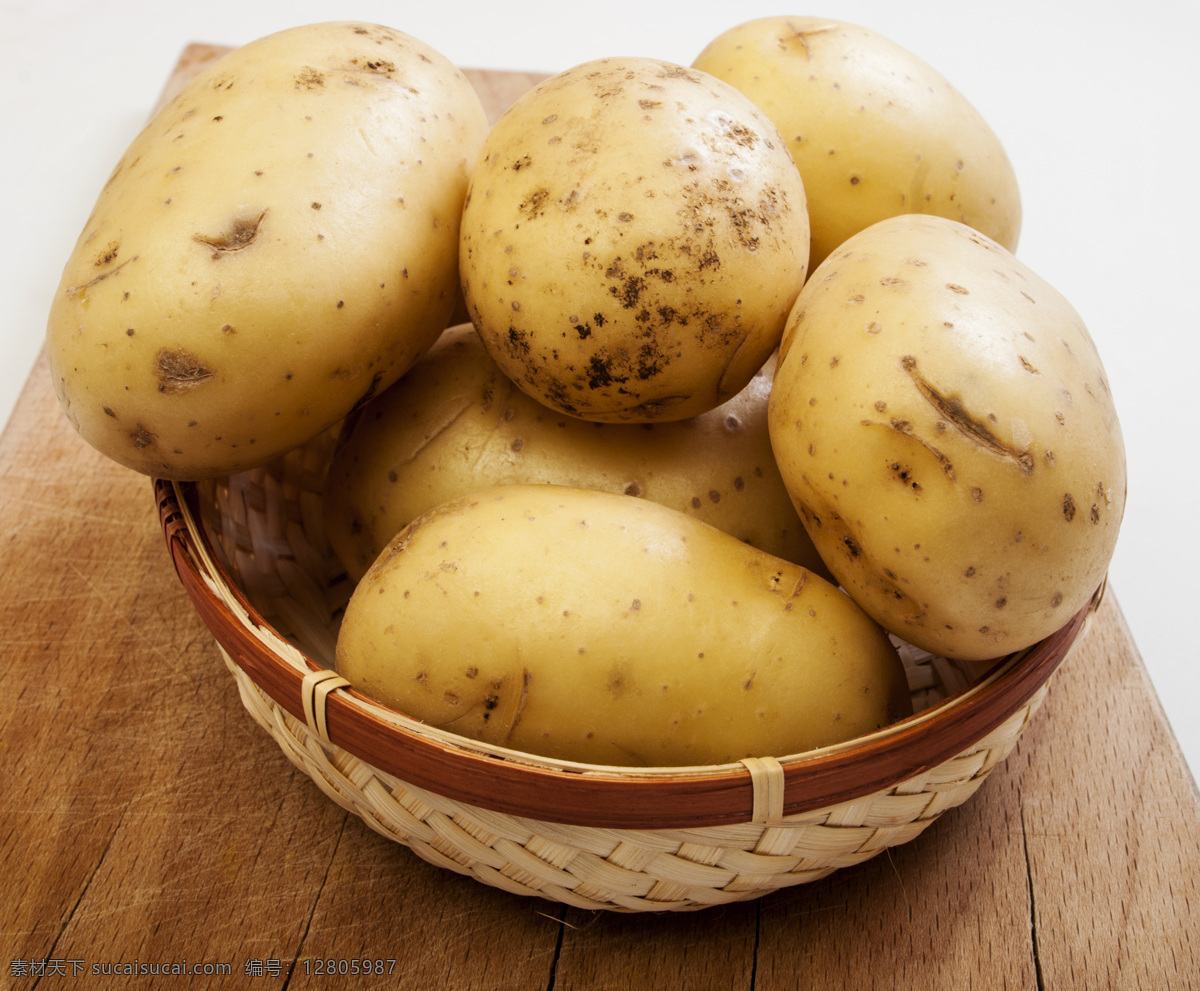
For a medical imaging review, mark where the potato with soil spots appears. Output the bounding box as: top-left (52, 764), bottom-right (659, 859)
top-left (322, 324), bottom-right (829, 582)
top-left (45, 22), bottom-right (489, 479)
top-left (458, 57), bottom-right (810, 424)
top-left (693, 16), bottom-right (1021, 271)
top-left (335, 484), bottom-right (909, 767)
top-left (768, 215), bottom-right (1125, 660)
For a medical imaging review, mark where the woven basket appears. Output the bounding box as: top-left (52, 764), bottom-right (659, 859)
top-left (154, 428), bottom-right (1098, 912)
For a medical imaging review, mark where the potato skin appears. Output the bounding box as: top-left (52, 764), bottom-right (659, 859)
top-left (459, 57), bottom-right (810, 424)
top-left (46, 22), bottom-right (489, 479)
top-left (693, 16), bottom-right (1021, 271)
top-left (323, 324), bottom-right (829, 582)
top-left (335, 484), bottom-right (909, 767)
top-left (768, 215), bottom-right (1125, 660)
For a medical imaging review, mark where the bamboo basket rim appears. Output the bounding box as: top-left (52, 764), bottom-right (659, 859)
top-left (156, 475), bottom-right (1096, 831)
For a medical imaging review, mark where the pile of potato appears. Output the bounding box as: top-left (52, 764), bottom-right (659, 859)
top-left (45, 19), bottom-right (1125, 768)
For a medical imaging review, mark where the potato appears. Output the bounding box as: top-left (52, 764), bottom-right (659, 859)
top-left (45, 22), bottom-right (489, 479)
top-left (458, 57), bottom-right (810, 424)
top-left (768, 215), bottom-right (1125, 660)
top-left (322, 323), bottom-right (830, 582)
top-left (693, 16), bottom-right (1021, 271)
top-left (335, 484), bottom-right (910, 767)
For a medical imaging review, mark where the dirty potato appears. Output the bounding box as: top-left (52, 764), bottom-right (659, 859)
top-left (322, 324), bottom-right (829, 582)
top-left (693, 17), bottom-right (1021, 270)
top-left (459, 57), bottom-right (810, 424)
top-left (335, 484), bottom-right (909, 767)
top-left (45, 22), bottom-right (490, 479)
top-left (768, 215), bottom-right (1125, 660)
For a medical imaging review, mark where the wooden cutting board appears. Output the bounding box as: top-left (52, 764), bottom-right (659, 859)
top-left (1, 43), bottom-right (1197, 989)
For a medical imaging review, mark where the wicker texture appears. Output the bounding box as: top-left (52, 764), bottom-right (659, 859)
top-left (227, 643), bottom-right (1044, 911)
top-left (163, 432), bottom-right (1082, 912)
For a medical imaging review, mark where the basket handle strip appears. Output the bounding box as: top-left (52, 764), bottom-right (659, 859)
top-left (301, 669), bottom-right (352, 745)
top-left (739, 756), bottom-right (785, 824)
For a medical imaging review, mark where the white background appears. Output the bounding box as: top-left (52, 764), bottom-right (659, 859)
top-left (3, 1), bottom-right (1197, 780)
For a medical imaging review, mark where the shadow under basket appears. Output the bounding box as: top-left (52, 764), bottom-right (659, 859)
top-left (155, 431), bottom-right (1100, 913)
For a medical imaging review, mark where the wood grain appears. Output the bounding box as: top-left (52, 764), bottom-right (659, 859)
top-left (2, 41), bottom-right (1197, 990)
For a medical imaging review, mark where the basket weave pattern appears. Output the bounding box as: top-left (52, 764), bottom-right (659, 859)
top-left (228, 647), bottom-right (1043, 911)
top-left (160, 434), bottom-right (1078, 912)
